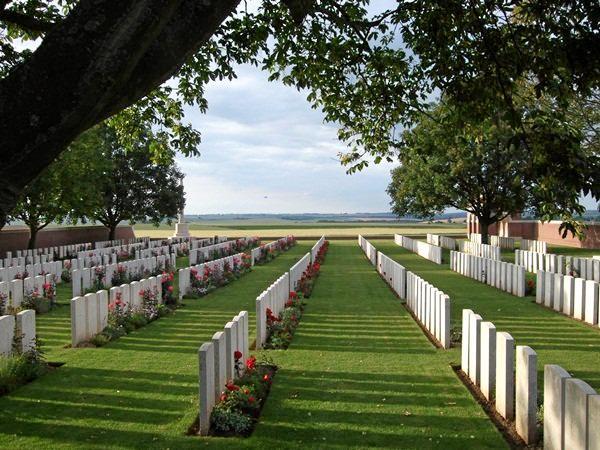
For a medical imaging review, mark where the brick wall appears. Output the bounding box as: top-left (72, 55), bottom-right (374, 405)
top-left (0, 225), bottom-right (135, 256)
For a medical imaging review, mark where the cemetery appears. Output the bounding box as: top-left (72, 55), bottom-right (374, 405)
top-left (0, 1), bottom-right (598, 448)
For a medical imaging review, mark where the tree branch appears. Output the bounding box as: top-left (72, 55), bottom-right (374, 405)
top-left (0, 9), bottom-right (56, 33)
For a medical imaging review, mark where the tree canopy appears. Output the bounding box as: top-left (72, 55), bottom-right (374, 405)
top-left (387, 92), bottom-right (598, 242)
top-left (0, 1), bottom-right (598, 226)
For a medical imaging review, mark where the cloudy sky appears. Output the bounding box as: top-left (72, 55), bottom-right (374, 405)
top-left (177, 64), bottom-right (396, 215)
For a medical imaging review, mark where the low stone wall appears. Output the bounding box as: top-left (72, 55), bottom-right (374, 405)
top-left (0, 225), bottom-right (135, 257)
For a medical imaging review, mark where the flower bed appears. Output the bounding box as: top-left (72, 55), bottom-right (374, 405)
top-left (208, 353), bottom-right (276, 437)
top-left (185, 253), bottom-right (252, 298)
top-left (89, 270), bottom-right (178, 346)
top-left (296, 241), bottom-right (328, 298)
top-left (21, 281), bottom-right (56, 315)
top-left (253, 236), bottom-right (296, 265)
top-left (263, 291), bottom-right (306, 349)
top-left (0, 341), bottom-right (48, 397)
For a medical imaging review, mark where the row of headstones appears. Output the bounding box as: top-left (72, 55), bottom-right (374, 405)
top-left (76, 242), bottom-right (145, 261)
top-left (178, 254), bottom-right (242, 299)
top-left (289, 253), bottom-right (310, 293)
top-left (250, 236), bottom-right (292, 265)
top-left (406, 271), bottom-right (451, 349)
top-left (190, 236), bottom-right (228, 250)
top-left (70, 275), bottom-right (165, 346)
top-left (468, 232), bottom-right (482, 244)
top-left (198, 311), bottom-right (249, 435)
top-left (450, 251), bottom-right (526, 297)
top-left (189, 237), bottom-right (251, 265)
top-left (395, 234), bottom-right (443, 264)
top-left (521, 238), bottom-right (547, 253)
top-left (255, 272), bottom-right (290, 349)
top-left (545, 365), bottom-right (599, 450)
top-left (6, 242), bottom-right (91, 260)
top-left (458, 240), bottom-right (501, 260)
top-left (72, 254), bottom-right (174, 297)
top-left (536, 270), bottom-right (600, 326)
top-left (358, 235), bottom-right (377, 266)
top-left (426, 233), bottom-right (457, 251)
top-left (0, 260), bottom-right (62, 284)
top-left (310, 236), bottom-right (326, 262)
top-left (490, 235), bottom-right (520, 249)
top-left (0, 310), bottom-right (36, 355)
top-left (2, 274), bottom-right (56, 309)
top-left (461, 309), bottom-right (537, 444)
top-left (377, 250), bottom-right (407, 299)
top-left (2, 253), bottom-right (54, 269)
top-left (517, 249), bottom-right (600, 282)
top-left (93, 237), bottom-right (146, 249)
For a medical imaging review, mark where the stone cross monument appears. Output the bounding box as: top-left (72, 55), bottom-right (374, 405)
top-left (172, 176), bottom-right (190, 238)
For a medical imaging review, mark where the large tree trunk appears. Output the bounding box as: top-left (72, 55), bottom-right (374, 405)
top-left (479, 221), bottom-right (490, 245)
top-left (28, 227), bottom-right (38, 250)
top-left (108, 224), bottom-right (117, 241)
top-left (0, 0), bottom-right (242, 225)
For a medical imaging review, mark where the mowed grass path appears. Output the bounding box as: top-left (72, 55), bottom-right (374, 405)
top-left (373, 240), bottom-right (600, 392)
top-left (0, 243), bottom-right (310, 449)
top-left (239, 241), bottom-right (505, 449)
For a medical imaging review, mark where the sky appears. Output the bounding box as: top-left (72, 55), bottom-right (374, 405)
top-left (178, 64), bottom-right (397, 215)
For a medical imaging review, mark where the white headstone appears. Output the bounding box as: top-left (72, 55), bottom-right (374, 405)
top-left (496, 332), bottom-right (515, 421)
top-left (543, 364), bottom-right (571, 450)
top-left (516, 345), bottom-right (537, 445)
top-left (15, 309), bottom-right (36, 353)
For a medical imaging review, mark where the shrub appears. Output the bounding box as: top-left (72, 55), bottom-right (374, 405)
top-left (0, 340), bottom-right (48, 396)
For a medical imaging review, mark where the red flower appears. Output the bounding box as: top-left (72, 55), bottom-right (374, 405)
top-left (220, 393), bottom-right (228, 402)
top-left (248, 396), bottom-right (255, 403)
top-left (263, 374), bottom-right (270, 382)
top-left (167, 285), bottom-right (174, 292)
top-left (234, 350), bottom-right (243, 361)
top-left (289, 291), bottom-right (298, 299)
top-left (246, 356), bottom-right (256, 371)
top-left (226, 382), bottom-right (240, 391)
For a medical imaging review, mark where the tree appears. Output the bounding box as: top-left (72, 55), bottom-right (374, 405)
top-left (386, 97), bottom-right (594, 243)
top-left (7, 129), bottom-right (102, 248)
top-left (0, 1), bottom-right (598, 225)
top-left (86, 126), bottom-right (185, 240)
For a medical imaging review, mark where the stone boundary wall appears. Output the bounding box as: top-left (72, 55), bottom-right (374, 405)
top-left (427, 233), bottom-right (457, 250)
top-left (198, 311), bottom-right (249, 435)
top-left (450, 251), bottom-right (526, 297)
top-left (394, 234), bottom-right (443, 264)
top-left (536, 270), bottom-right (600, 326)
top-left (0, 225), bottom-right (134, 257)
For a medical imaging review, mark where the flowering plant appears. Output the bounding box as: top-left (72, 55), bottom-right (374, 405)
top-left (264, 291), bottom-right (305, 349)
top-left (61, 261), bottom-right (72, 283)
top-left (160, 271), bottom-right (177, 306)
top-left (210, 353), bottom-right (275, 437)
top-left (112, 264), bottom-right (128, 285)
top-left (92, 266), bottom-right (105, 291)
top-left (525, 273), bottom-right (536, 296)
top-left (22, 288), bottom-right (51, 314)
top-left (0, 291), bottom-right (7, 315)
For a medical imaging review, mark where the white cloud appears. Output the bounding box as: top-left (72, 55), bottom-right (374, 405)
top-left (178, 64), bottom-right (396, 214)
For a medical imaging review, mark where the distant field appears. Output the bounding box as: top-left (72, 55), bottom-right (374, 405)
top-left (133, 221), bottom-right (466, 239)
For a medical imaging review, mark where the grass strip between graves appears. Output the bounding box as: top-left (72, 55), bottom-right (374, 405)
top-left (372, 239), bottom-right (600, 393)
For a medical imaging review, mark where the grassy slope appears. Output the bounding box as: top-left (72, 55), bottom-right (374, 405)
top-left (373, 240), bottom-right (600, 393)
top-left (0, 243), bottom-right (309, 449)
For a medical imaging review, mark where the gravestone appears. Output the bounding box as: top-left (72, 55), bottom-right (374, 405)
top-left (15, 310), bottom-right (36, 353)
top-left (516, 346), bottom-right (537, 445)
top-left (564, 378), bottom-right (596, 450)
top-left (496, 332), bottom-right (515, 420)
top-left (543, 364), bottom-right (571, 450)
top-left (198, 342), bottom-right (215, 436)
top-left (468, 313), bottom-right (482, 385)
top-left (480, 322), bottom-right (496, 400)
top-left (0, 315), bottom-right (15, 355)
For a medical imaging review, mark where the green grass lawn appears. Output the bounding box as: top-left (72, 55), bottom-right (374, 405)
top-left (373, 239), bottom-right (600, 393)
top-left (0, 240), bottom-right (507, 449)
